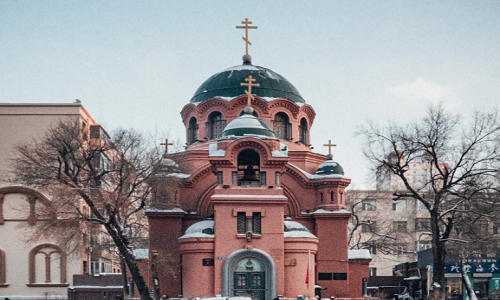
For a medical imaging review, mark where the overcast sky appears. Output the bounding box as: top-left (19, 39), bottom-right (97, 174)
top-left (1, 1), bottom-right (499, 189)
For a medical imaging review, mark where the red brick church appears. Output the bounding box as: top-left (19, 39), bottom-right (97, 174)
top-left (146, 20), bottom-right (370, 300)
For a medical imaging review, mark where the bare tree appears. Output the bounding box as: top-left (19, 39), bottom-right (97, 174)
top-left (10, 119), bottom-right (177, 300)
top-left (357, 103), bottom-right (500, 297)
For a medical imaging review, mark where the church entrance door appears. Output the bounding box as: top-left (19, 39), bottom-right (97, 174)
top-left (233, 258), bottom-right (266, 300)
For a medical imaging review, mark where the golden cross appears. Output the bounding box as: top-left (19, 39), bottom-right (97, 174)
top-left (323, 140), bottom-right (337, 155)
top-left (240, 75), bottom-right (260, 106)
top-left (236, 18), bottom-right (258, 55)
top-left (160, 139), bottom-right (174, 154)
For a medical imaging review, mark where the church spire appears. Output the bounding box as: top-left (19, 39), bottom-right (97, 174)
top-left (236, 18), bottom-right (258, 64)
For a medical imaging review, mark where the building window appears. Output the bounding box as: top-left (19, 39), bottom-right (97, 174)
top-left (252, 212), bottom-right (261, 234)
top-left (275, 172), bottom-right (280, 186)
top-left (217, 171), bottom-right (223, 185)
top-left (299, 118), bottom-right (308, 144)
top-left (318, 273), bottom-right (333, 280)
top-left (392, 200), bottom-right (407, 211)
top-left (364, 243), bottom-right (377, 255)
top-left (395, 244), bottom-right (408, 256)
top-left (29, 244), bottom-right (66, 284)
top-left (272, 112), bottom-right (291, 140)
top-left (393, 221), bottom-right (407, 232)
top-left (232, 171), bottom-right (238, 185)
top-left (333, 273), bottom-right (347, 280)
top-left (362, 198), bottom-right (376, 211)
top-left (415, 200), bottom-right (426, 211)
top-left (237, 212), bottom-right (246, 234)
top-left (330, 191), bottom-right (334, 202)
top-left (91, 258), bottom-right (111, 274)
top-left (188, 117), bottom-right (199, 144)
top-left (237, 212), bottom-right (261, 235)
top-left (260, 172), bottom-right (266, 186)
top-left (206, 111), bottom-right (226, 140)
top-left (369, 267), bottom-right (377, 276)
top-left (361, 221), bottom-right (376, 233)
top-left (415, 218), bottom-right (431, 231)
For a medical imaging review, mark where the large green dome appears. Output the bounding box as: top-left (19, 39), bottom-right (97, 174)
top-left (190, 63), bottom-right (305, 104)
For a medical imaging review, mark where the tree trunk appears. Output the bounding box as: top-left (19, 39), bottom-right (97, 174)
top-left (431, 210), bottom-right (447, 299)
top-left (461, 263), bottom-right (477, 300)
top-left (106, 224), bottom-right (153, 300)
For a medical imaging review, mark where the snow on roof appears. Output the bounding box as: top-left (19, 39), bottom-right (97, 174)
top-left (272, 150), bottom-right (288, 157)
top-left (69, 285), bottom-right (123, 289)
top-left (209, 149), bottom-right (226, 157)
top-left (222, 64), bottom-right (261, 72)
top-left (146, 207), bottom-right (185, 213)
top-left (166, 173), bottom-right (190, 179)
top-left (179, 220), bottom-right (215, 239)
top-left (404, 276), bottom-right (421, 280)
top-left (314, 209), bottom-right (352, 214)
top-left (348, 249), bottom-right (371, 260)
top-left (213, 195), bottom-right (287, 199)
top-left (288, 163), bottom-right (350, 180)
top-left (133, 248), bottom-right (149, 259)
top-left (284, 221), bottom-right (317, 239)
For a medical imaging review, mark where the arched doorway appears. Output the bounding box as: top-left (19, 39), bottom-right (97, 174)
top-left (222, 249), bottom-right (276, 300)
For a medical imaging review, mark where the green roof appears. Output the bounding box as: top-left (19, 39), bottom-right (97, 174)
top-left (190, 63), bottom-right (305, 104)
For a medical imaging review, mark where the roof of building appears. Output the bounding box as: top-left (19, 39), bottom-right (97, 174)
top-left (284, 221), bottom-right (317, 238)
top-left (315, 154), bottom-right (345, 176)
top-left (190, 62), bottom-right (305, 104)
top-left (222, 106), bottom-right (276, 138)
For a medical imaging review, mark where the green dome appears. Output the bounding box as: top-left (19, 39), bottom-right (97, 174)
top-left (316, 154), bottom-right (345, 176)
top-left (222, 107), bottom-right (275, 138)
top-left (190, 63), bottom-right (305, 104)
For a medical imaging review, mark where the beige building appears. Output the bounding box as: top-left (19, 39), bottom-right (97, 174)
top-left (0, 103), bottom-right (119, 299)
top-left (347, 188), bottom-right (432, 276)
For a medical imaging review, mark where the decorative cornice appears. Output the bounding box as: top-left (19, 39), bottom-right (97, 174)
top-left (268, 99), bottom-right (300, 119)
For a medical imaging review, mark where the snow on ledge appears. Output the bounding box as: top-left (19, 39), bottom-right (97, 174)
top-left (314, 209), bottom-right (352, 214)
top-left (348, 249), bottom-right (371, 260)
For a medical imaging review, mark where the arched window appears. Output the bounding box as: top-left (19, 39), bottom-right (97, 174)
top-left (237, 149), bottom-right (261, 186)
top-left (272, 112), bottom-right (291, 140)
top-left (206, 111), bottom-right (226, 140)
top-left (299, 118), bottom-right (308, 144)
top-left (29, 244), bottom-right (67, 285)
top-left (188, 117), bottom-right (199, 144)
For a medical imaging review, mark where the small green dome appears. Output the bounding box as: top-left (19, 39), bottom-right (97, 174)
top-left (190, 63), bottom-right (305, 104)
top-left (222, 107), bottom-right (275, 138)
top-left (316, 154), bottom-right (345, 176)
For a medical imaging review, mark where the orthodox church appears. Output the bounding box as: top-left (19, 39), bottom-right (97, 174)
top-left (146, 19), bottom-right (370, 300)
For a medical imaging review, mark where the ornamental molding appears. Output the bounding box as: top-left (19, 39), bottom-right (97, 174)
top-left (180, 104), bottom-right (197, 124)
top-left (184, 164), bottom-right (214, 188)
top-left (268, 99), bottom-right (300, 119)
top-left (197, 99), bottom-right (231, 116)
top-left (299, 105), bottom-right (316, 126)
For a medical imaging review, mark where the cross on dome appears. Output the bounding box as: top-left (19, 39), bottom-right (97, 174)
top-left (323, 140), bottom-right (337, 155)
top-left (236, 18), bottom-right (258, 57)
top-left (160, 139), bottom-right (174, 154)
top-left (240, 75), bottom-right (260, 107)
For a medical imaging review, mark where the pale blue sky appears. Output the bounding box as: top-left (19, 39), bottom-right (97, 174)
top-left (1, 1), bottom-right (499, 188)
